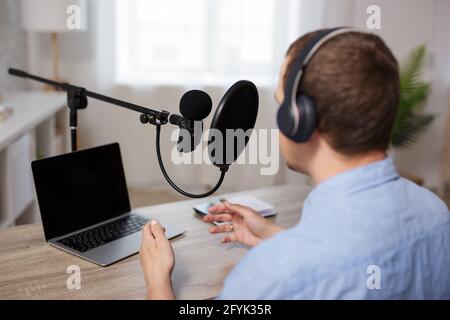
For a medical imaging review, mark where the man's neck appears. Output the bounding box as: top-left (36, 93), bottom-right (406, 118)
top-left (308, 150), bottom-right (387, 185)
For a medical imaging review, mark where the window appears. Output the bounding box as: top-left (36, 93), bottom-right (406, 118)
top-left (115, 0), bottom-right (301, 86)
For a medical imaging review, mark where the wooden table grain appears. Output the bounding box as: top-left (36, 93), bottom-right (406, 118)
top-left (0, 183), bottom-right (311, 300)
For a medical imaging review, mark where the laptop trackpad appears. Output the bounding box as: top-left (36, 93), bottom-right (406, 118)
top-left (81, 223), bottom-right (184, 266)
top-left (82, 232), bottom-right (142, 266)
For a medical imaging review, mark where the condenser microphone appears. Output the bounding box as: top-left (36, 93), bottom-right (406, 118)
top-left (174, 89), bottom-right (212, 153)
top-left (179, 89), bottom-right (212, 120)
top-left (156, 80), bottom-right (259, 198)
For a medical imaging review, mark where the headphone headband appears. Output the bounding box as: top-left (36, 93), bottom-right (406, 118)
top-left (282, 27), bottom-right (359, 136)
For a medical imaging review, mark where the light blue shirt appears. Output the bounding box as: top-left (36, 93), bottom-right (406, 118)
top-left (219, 158), bottom-right (450, 299)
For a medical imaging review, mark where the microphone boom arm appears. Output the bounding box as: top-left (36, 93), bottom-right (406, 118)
top-left (9, 68), bottom-right (163, 118)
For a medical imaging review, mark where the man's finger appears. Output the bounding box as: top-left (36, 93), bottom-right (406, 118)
top-left (150, 220), bottom-right (167, 241)
top-left (208, 204), bottom-right (233, 213)
top-left (221, 233), bottom-right (237, 243)
top-left (142, 222), bottom-right (155, 241)
top-left (203, 213), bottom-right (232, 223)
top-left (224, 201), bottom-right (252, 219)
top-left (209, 223), bottom-right (234, 234)
top-left (208, 203), bottom-right (227, 213)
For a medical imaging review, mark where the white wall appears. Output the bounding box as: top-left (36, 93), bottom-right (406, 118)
top-left (0, 0), bottom-right (29, 97)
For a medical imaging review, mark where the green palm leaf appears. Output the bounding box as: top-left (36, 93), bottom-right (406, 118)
top-left (391, 45), bottom-right (435, 149)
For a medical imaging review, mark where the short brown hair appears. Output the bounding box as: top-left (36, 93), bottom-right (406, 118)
top-left (284, 30), bottom-right (399, 155)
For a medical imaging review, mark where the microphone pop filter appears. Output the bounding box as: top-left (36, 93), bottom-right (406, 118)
top-left (208, 80), bottom-right (258, 168)
top-left (179, 90), bottom-right (212, 120)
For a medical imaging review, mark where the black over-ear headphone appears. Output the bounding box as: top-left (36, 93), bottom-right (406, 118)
top-left (277, 27), bottom-right (355, 142)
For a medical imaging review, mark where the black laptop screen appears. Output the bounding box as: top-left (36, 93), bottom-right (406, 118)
top-left (32, 143), bottom-right (131, 240)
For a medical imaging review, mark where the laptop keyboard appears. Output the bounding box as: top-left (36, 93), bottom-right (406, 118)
top-left (57, 214), bottom-right (149, 253)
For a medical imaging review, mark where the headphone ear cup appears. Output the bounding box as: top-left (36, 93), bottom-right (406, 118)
top-left (277, 100), bottom-right (296, 139)
top-left (292, 95), bottom-right (317, 142)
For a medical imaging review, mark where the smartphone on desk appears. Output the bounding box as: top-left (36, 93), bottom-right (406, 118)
top-left (193, 196), bottom-right (277, 226)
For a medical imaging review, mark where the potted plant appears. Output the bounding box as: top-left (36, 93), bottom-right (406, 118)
top-left (391, 45), bottom-right (435, 185)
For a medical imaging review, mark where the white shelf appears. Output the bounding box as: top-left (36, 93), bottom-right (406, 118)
top-left (0, 91), bottom-right (66, 151)
top-left (0, 91), bottom-right (67, 228)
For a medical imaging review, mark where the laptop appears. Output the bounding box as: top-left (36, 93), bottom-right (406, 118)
top-left (31, 143), bottom-right (184, 266)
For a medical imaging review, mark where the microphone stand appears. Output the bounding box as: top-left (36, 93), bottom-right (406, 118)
top-left (8, 68), bottom-right (228, 198)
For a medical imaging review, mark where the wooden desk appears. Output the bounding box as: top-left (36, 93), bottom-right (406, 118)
top-left (0, 183), bottom-right (310, 299)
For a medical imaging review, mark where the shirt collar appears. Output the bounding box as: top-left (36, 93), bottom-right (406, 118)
top-left (305, 157), bottom-right (399, 206)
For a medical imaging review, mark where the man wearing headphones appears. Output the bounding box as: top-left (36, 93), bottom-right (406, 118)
top-left (140, 28), bottom-right (450, 299)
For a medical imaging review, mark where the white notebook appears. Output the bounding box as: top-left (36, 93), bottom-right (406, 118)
top-left (193, 195), bottom-right (277, 226)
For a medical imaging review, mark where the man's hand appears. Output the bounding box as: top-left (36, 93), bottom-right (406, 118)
top-left (140, 220), bottom-right (175, 300)
top-left (203, 201), bottom-right (283, 247)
